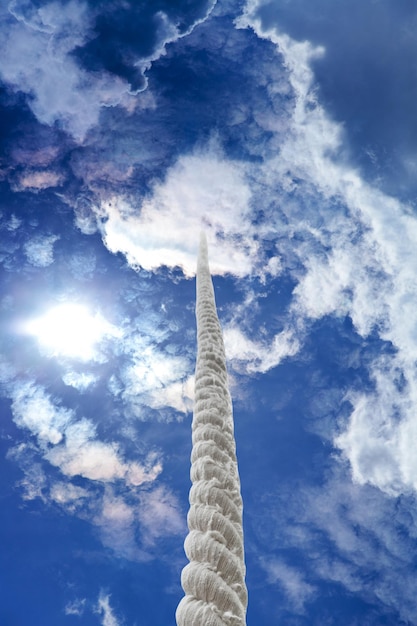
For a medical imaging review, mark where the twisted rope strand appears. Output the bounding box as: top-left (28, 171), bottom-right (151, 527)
top-left (176, 234), bottom-right (247, 626)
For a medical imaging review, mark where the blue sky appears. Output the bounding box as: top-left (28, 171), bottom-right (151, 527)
top-left (1, 0), bottom-right (417, 624)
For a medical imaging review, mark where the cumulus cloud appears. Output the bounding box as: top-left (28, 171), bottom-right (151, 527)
top-left (50, 481), bottom-right (89, 507)
top-left (94, 489), bottom-right (143, 561)
top-left (297, 475), bottom-right (417, 622)
top-left (104, 326), bottom-right (195, 420)
top-left (118, 345), bottom-right (191, 419)
top-left (93, 484), bottom-right (183, 559)
top-left (335, 354), bottom-right (417, 496)
top-left (96, 145), bottom-right (258, 277)
top-left (7, 380), bottom-right (181, 560)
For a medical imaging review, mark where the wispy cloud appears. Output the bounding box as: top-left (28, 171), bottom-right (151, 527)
top-left (64, 598), bottom-right (86, 617)
top-left (255, 470), bottom-right (417, 623)
top-left (137, 485), bottom-right (185, 547)
top-left (96, 591), bottom-right (122, 626)
top-left (260, 557), bottom-right (316, 613)
top-left (1, 0), bottom-right (218, 141)
top-left (236, 4), bottom-right (417, 498)
top-left (1, 1), bottom-right (133, 140)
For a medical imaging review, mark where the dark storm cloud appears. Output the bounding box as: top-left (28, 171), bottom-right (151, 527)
top-left (254, 0), bottom-right (417, 198)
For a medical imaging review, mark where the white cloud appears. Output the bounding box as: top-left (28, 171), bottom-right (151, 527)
top-left (261, 558), bottom-right (316, 613)
top-left (335, 354), bottom-right (417, 496)
top-left (11, 382), bottom-right (72, 445)
top-left (62, 370), bottom-right (99, 390)
top-left (96, 591), bottom-right (122, 626)
top-left (147, 375), bottom-right (194, 414)
top-left (0, 1), bottom-right (134, 140)
top-left (24, 233), bottom-right (59, 267)
top-left (137, 486), bottom-right (185, 546)
top-left (64, 598), bottom-right (86, 617)
top-left (50, 481), bottom-right (89, 506)
top-left (112, 334), bottom-right (193, 419)
top-left (255, 470), bottom-right (417, 623)
top-left (10, 381), bottom-right (162, 486)
top-left (9, 380), bottom-right (168, 560)
top-left (96, 145), bottom-right (258, 278)
top-left (124, 349), bottom-right (188, 396)
top-left (46, 418), bottom-right (162, 485)
top-left (95, 489), bottom-right (141, 561)
top-left (1, 0), bottom-right (217, 141)
top-left (224, 325), bottom-right (299, 374)
top-left (236, 7), bottom-right (417, 498)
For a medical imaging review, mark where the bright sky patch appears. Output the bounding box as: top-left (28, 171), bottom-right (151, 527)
top-left (26, 303), bottom-right (120, 360)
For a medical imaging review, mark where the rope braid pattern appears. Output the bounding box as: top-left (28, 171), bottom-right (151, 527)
top-left (176, 234), bottom-right (247, 626)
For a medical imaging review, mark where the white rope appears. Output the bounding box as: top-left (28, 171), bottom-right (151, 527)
top-left (176, 233), bottom-right (247, 626)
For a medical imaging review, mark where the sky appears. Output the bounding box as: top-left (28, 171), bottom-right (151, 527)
top-left (1, 0), bottom-right (417, 624)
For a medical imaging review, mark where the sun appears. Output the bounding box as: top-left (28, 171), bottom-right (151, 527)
top-left (26, 303), bottom-right (120, 360)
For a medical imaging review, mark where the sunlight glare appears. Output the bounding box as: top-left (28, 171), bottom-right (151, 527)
top-left (26, 303), bottom-right (120, 360)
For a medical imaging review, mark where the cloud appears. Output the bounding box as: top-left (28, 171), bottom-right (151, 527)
top-left (147, 375), bottom-right (194, 415)
top-left (224, 325), bottom-right (299, 374)
top-left (96, 591), bottom-right (122, 626)
top-left (64, 598), bottom-right (86, 617)
top-left (138, 486), bottom-right (185, 546)
top-left (62, 370), bottom-right (99, 391)
top-left (11, 382), bottom-right (72, 445)
top-left (46, 418), bottom-right (162, 485)
top-left (50, 481), bottom-right (89, 507)
top-left (10, 381), bottom-right (162, 486)
top-left (335, 354), bottom-right (417, 496)
top-left (235, 6), bottom-right (417, 498)
top-left (14, 169), bottom-right (65, 191)
top-left (118, 345), bottom-right (191, 419)
top-left (7, 380), bottom-right (175, 561)
top-left (93, 484), bottom-right (183, 560)
top-left (1, 0), bottom-right (218, 141)
top-left (107, 328), bottom-right (194, 420)
top-left (73, 0), bottom-right (217, 92)
top-left (7, 445), bottom-right (48, 502)
top-left (94, 489), bottom-right (144, 561)
top-left (253, 470), bottom-right (417, 623)
top-left (260, 558), bottom-right (316, 613)
top-left (0, 1), bottom-right (133, 140)
top-left (96, 144), bottom-right (258, 278)
top-left (24, 233), bottom-right (60, 267)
